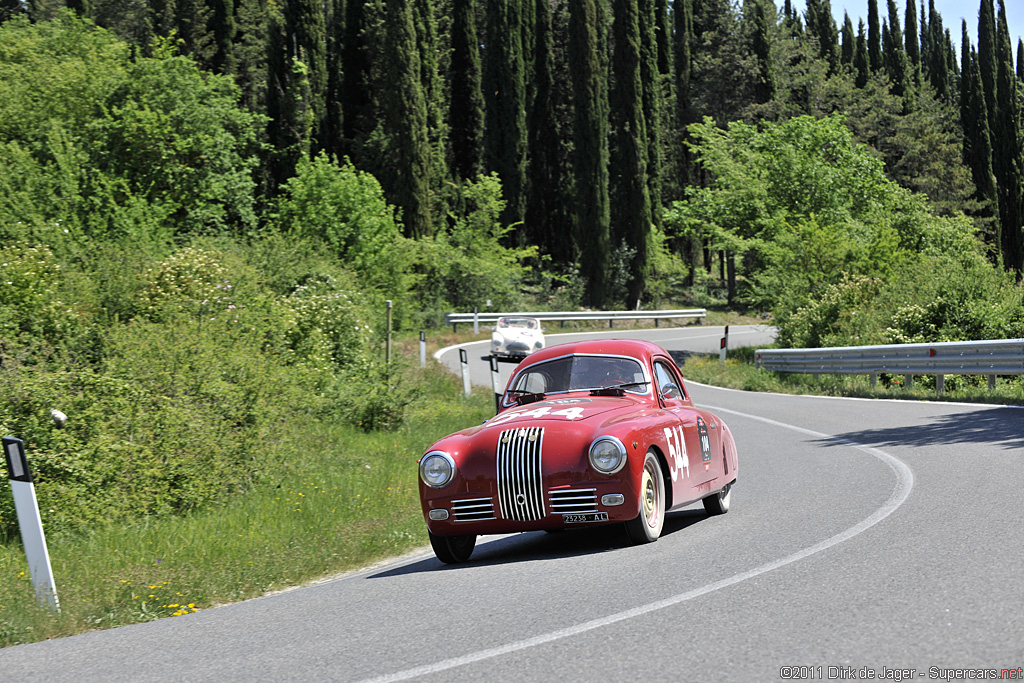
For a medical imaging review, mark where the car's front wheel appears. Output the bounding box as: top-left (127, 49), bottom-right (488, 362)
top-left (625, 451), bottom-right (665, 543)
top-left (428, 531), bottom-right (477, 563)
top-left (703, 482), bottom-right (733, 515)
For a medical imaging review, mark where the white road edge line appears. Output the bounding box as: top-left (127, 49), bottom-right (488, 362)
top-left (359, 407), bottom-right (914, 683)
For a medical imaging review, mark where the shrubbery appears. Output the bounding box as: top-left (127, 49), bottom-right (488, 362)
top-left (0, 16), bottom-right (538, 536)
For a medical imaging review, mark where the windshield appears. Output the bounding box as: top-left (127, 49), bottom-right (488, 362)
top-left (498, 317), bottom-right (539, 330)
top-left (510, 355), bottom-right (647, 396)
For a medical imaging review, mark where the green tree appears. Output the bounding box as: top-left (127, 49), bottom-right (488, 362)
top-left (927, 0), bottom-right (947, 100)
top-left (978, 0), bottom-right (998, 135)
top-left (884, 0), bottom-right (908, 99)
top-left (750, 0), bottom-right (775, 104)
top-left (854, 19), bottom-right (869, 88)
top-left (993, 0), bottom-right (1023, 272)
top-left (569, 0), bottom-right (611, 307)
top-left (610, 0), bottom-right (653, 306)
top-left (381, 0), bottom-right (432, 238)
top-left (962, 40), bottom-right (1000, 254)
top-left (868, 0), bottom-right (881, 72)
top-left (904, 0), bottom-right (920, 71)
top-left (449, 0), bottom-right (484, 181)
top-left (284, 0), bottom-right (326, 145)
top-left (484, 0), bottom-right (528, 230)
top-left (841, 12), bottom-right (854, 66)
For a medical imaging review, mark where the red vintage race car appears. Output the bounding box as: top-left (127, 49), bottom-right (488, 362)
top-left (418, 339), bottom-right (739, 563)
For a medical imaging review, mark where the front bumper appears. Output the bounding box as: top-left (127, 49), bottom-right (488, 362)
top-left (421, 479), bottom-right (640, 536)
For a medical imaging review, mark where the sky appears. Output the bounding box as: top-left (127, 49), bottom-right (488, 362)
top-left (789, 0), bottom-right (1024, 57)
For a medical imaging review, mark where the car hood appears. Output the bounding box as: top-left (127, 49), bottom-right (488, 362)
top-left (474, 395), bottom-right (648, 433)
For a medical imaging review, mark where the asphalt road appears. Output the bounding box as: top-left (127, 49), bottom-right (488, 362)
top-left (3, 326), bottom-right (1023, 682)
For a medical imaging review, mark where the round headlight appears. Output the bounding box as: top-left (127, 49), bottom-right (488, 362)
top-left (420, 451), bottom-right (456, 488)
top-left (589, 436), bottom-right (627, 475)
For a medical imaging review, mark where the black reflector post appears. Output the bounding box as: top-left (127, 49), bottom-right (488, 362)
top-left (3, 437), bottom-right (59, 612)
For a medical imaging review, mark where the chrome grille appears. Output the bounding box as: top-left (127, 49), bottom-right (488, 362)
top-left (451, 497), bottom-right (495, 521)
top-left (497, 427), bottom-right (546, 521)
top-left (548, 488), bottom-right (598, 514)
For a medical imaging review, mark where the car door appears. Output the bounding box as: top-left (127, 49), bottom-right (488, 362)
top-left (652, 358), bottom-right (718, 495)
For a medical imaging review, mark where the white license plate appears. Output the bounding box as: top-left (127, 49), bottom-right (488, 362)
top-left (562, 512), bottom-right (609, 524)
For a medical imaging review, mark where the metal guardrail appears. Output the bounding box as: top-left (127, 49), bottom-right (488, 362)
top-left (755, 338), bottom-right (1024, 393)
top-left (444, 309), bottom-right (706, 332)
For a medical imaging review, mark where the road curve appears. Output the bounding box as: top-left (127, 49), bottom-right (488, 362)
top-left (2, 326), bottom-right (1022, 682)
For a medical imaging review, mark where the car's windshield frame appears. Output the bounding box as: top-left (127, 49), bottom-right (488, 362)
top-left (504, 353), bottom-right (651, 406)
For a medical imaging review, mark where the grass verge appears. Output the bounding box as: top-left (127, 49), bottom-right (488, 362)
top-left (0, 360), bottom-right (494, 647)
top-left (682, 346), bottom-right (1024, 406)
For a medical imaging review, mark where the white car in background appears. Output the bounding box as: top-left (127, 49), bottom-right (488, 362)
top-left (491, 317), bottom-right (545, 359)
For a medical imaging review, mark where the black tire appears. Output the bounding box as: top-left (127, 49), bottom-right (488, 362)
top-left (625, 451), bottom-right (666, 543)
top-left (703, 482), bottom-right (733, 516)
top-left (428, 531), bottom-right (477, 563)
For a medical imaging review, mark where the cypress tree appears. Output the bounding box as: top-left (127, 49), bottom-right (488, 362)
top-left (382, 0), bottom-right (432, 238)
top-left (266, 12), bottom-right (312, 193)
top-left (525, 0), bottom-right (571, 262)
top-left (882, 20), bottom-right (890, 72)
top-left (855, 19), bottom-right (869, 88)
top-left (927, 0), bottom-right (946, 100)
top-left (963, 34), bottom-right (1000, 254)
top-left (610, 0), bottom-right (653, 306)
top-left (210, 0), bottom-right (237, 74)
top-left (978, 0), bottom-right (998, 138)
top-left (841, 12), bottom-right (854, 67)
top-left (993, 0), bottom-right (1023, 272)
top-left (340, 0), bottom-right (371, 152)
top-left (654, 0), bottom-right (673, 78)
top-left (884, 0), bottom-right (907, 98)
top-left (569, 0), bottom-right (611, 307)
top-left (868, 0), bottom-right (882, 72)
top-left (449, 0), bottom-right (485, 181)
top-left (639, 0), bottom-right (663, 228)
top-left (673, 0), bottom-right (693, 187)
top-left (961, 20), bottom-right (972, 125)
top-left (806, 0), bottom-right (839, 73)
top-left (176, 0), bottom-right (211, 61)
top-left (751, 0), bottom-right (775, 102)
top-left (1018, 38), bottom-right (1024, 82)
top-left (919, 1), bottom-right (929, 76)
top-left (323, 0), bottom-right (345, 158)
top-left (484, 1), bottom-right (528, 228)
top-left (904, 0), bottom-right (920, 71)
top-left (285, 0), bottom-right (327, 145)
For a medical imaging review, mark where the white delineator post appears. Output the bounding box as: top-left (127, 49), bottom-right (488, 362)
top-left (719, 325), bottom-right (730, 365)
top-left (3, 437), bottom-right (59, 612)
top-left (460, 348), bottom-right (472, 397)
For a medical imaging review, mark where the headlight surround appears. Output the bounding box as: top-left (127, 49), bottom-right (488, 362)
top-left (589, 436), bottom-right (627, 475)
top-left (420, 450), bottom-right (456, 488)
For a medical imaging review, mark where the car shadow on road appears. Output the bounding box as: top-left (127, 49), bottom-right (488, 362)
top-left (816, 406), bottom-right (1024, 452)
top-left (368, 509), bottom-right (710, 578)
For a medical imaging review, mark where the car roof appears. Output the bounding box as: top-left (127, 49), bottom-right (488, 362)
top-left (519, 338), bottom-right (668, 367)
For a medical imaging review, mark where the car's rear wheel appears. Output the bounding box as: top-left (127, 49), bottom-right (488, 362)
top-left (625, 451), bottom-right (665, 543)
top-left (428, 531), bottom-right (477, 563)
top-left (703, 482), bottom-right (733, 516)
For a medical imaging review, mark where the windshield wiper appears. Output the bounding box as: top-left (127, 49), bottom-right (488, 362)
top-left (506, 389), bottom-right (546, 405)
top-left (589, 381), bottom-right (648, 396)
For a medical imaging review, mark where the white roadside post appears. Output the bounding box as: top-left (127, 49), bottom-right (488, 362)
top-left (3, 437), bottom-right (59, 612)
top-left (419, 331), bottom-right (426, 368)
top-left (460, 348), bottom-right (472, 398)
top-left (719, 325), bottom-right (730, 365)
